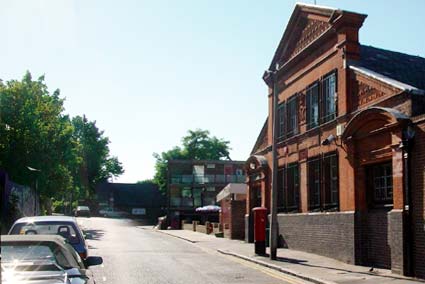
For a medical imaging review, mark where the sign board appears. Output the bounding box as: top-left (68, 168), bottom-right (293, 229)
top-left (131, 208), bottom-right (146, 215)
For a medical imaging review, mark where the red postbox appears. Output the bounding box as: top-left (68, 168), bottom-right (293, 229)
top-left (252, 207), bottom-right (267, 255)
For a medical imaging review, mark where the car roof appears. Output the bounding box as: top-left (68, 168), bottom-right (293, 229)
top-left (1, 235), bottom-right (80, 268)
top-left (14, 215), bottom-right (78, 224)
top-left (2, 234), bottom-right (69, 244)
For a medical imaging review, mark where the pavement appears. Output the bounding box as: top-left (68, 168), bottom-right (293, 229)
top-left (154, 228), bottom-right (425, 284)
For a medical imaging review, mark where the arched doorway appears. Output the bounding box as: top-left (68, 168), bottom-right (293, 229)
top-left (342, 107), bottom-right (410, 271)
top-left (245, 155), bottom-right (270, 243)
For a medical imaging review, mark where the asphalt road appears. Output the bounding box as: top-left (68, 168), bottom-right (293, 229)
top-left (76, 217), bottom-right (306, 284)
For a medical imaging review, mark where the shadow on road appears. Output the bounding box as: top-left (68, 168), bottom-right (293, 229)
top-left (84, 229), bottom-right (105, 241)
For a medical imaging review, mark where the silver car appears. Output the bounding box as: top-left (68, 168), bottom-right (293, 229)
top-left (8, 216), bottom-right (89, 259)
top-left (1, 235), bottom-right (102, 284)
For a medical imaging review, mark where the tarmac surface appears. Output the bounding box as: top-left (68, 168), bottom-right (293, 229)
top-left (77, 217), bottom-right (311, 284)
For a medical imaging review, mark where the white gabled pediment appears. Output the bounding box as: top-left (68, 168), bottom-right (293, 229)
top-left (269, 4), bottom-right (336, 70)
top-left (267, 3), bottom-right (366, 73)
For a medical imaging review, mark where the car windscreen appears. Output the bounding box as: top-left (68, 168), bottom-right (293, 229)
top-left (1, 243), bottom-right (78, 269)
top-left (10, 222), bottom-right (81, 244)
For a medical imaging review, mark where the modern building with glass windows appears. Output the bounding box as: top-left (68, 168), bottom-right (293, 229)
top-left (245, 3), bottom-right (425, 278)
top-left (167, 160), bottom-right (245, 229)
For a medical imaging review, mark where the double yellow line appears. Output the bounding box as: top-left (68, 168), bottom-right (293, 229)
top-left (222, 253), bottom-right (312, 284)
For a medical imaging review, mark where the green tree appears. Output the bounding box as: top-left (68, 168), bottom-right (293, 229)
top-left (71, 115), bottom-right (123, 197)
top-left (0, 72), bottom-right (124, 209)
top-left (152, 129), bottom-right (231, 194)
top-left (0, 72), bottom-right (80, 201)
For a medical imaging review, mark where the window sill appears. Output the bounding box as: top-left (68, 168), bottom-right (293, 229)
top-left (276, 119), bottom-right (338, 146)
top-left (370, 203), bottom-right (393, 210)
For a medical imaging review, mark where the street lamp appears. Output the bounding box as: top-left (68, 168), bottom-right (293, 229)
top-left (266, 63), bottom-right (280, 260)
top-left (27, 166), bottom-right (41, 215)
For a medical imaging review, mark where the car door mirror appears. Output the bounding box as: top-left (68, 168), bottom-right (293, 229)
top-left (83, 231), bottom-right (93, 239)
top-left (84, 256), bottom-right (103, 267)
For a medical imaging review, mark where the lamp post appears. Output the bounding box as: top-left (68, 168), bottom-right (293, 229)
top-left (27, 166), bottom-right (41, 215)
top-left (267, 64), bottom-right (280, 260)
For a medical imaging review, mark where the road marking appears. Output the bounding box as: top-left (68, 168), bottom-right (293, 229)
top-left (224, 255), bottom-right (312, 284)
top-left (193, 244), bottom-right (311, 284)
top-left (155, 230), bottom-right (311, 284)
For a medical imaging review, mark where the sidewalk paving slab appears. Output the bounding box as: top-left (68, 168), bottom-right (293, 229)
top-left (153, 228), bottom-right (425, 284)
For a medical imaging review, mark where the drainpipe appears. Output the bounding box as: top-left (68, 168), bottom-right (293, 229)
top-left (267, 65), bottom-right (280, 260)
top-left (400, 125), bottom-right (415, 276)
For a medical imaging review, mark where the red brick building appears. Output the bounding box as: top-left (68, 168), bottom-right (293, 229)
top-left (246, 4), bottom-right (425, 278)
top-left (217, 183), bottom-right (246, 239)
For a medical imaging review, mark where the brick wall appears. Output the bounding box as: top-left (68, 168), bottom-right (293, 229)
top-left (220, 199), bottom-right (231, 226)
top-left (364, 209), bottom-right (391, 269)
top-left (277, 212), bottom-right (355, 263)
top-left (230, 200), bottom-right (246, 240)
top-left (182, 222), bottom-right (194, 231)
top-left (411, 119), bottom-right (425, 278)
top-left (389, 210), bottom-right (405, 274)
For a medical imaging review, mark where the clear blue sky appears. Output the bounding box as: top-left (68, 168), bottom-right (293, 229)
top-left (1, 0), bottom-right (424, 183)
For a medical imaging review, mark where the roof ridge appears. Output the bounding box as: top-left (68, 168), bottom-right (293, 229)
top-left (360, 44), bottom-right (425, 60)
top-left (295, 2), bottom-right (337, 12)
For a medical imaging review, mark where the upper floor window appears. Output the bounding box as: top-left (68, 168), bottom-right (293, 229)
top-left (286, 95), bottom-right (298, 138)
top-left (306, 82), bottom-right (319, 129)
top-left (278, 103), bottom-right (286, 139)
top-left (308, 152), bottom-right (339, 211)
top-left (322, 72), bottom-right (337, 123)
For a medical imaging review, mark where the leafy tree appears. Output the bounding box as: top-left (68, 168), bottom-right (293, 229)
top-left (71, 116), bottom-right (123, 197)
top-left (182, 129), bottom-right (231, 160)
top-left (0, 72), bottom-right (79, 201)
top-left (153, 129), bottom-right (231, 194)
top-left (0, 72), bottom-right (124, 209)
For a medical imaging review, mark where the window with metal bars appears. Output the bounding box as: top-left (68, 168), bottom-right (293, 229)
top-left (277, 163), bottom-right (300, 213)
top-left (308, 152), bottom-right (339, 211)
top-left (306, 82), bottom-right (319, 129)
top-left (366, 162), bottom-right (393, 206)
top-left (322, 72), bottom-right (337, 123)
top-left (277, 103), bottom-right (286, 139)
top-left (305, 71), bottom-right (337, 129)
top-left (286, 95), bottom-right (298, 138)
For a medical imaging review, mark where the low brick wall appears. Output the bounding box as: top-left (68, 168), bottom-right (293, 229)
top-left (181, 220), bottom-right (222, 235)
top-left (182, 223), bottom-right (194, 231)
top-left (277, 211), bottom-right (355, 264)
top-left (196, 225), bottom-right (207, 234)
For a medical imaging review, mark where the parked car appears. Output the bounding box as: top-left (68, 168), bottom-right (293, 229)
top-left (1, 235), bottom-right (102, 284)
top-left (75, 206), bottom-right (91, 217)
top-left (8, 216), bottom-right (89, 259)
